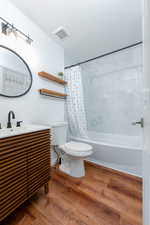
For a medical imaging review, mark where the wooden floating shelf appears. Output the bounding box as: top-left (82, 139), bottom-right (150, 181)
top-left (38, 71), bottom-right (67, 85)
top-left (39, 89), bottom-right (67, 99)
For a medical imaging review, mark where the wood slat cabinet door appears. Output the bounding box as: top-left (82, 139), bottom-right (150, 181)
top-left (0, 135), bottom-right (28, 221)
top-left (0, 129), bottom-right (51, 222)
top-left (27, 129), bottom-right (51, 197)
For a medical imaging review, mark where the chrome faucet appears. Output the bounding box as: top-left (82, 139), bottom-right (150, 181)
top-left (7, 111), bottom-right (15, 128)
top-left (132, 118), bottom-right (144, 128)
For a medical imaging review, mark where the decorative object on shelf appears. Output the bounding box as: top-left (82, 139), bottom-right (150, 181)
top-left (38, 71), bottom-right (67, 85)
top-left (0, 45), bottom-right (33, 98)
top-left (0, 17), bottom-right (33, 44)
top-left (39, 88), bottom-right (67, 99)
top-left (58, 72), bottom-right (64, 77)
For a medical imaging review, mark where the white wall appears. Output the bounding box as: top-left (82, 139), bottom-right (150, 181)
top-left (143, 0), bottom-right (150, 224)
top-left (63, 0), bottom-right (142, 66)
top-left (0, 0), bottom-right (64, 128)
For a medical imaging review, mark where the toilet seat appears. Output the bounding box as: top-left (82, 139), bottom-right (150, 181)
top-left (60, 141), bottom-right (93, 157)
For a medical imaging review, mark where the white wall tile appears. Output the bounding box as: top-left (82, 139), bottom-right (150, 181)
top-left (81, 45), bottom-right (143, 136)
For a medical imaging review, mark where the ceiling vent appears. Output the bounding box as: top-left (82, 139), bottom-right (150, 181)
top-left (52, 27), bottom-right (69, 40)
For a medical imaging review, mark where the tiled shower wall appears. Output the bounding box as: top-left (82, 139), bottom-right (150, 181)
top-left (81, 45), bottom-right (143, 136)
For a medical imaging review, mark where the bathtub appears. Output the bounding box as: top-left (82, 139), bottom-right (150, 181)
top-left (71, 132), bottom-right (143, 177)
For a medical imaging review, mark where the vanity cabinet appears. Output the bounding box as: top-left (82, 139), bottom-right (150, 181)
top-left (0, 129), bottom-right (51, 221)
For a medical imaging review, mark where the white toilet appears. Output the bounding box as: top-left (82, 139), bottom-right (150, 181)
top-left (52, 122), bottom-right (93, 177)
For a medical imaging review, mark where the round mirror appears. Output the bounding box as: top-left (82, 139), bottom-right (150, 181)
top-left (0, 45), bottom-right (32, 97)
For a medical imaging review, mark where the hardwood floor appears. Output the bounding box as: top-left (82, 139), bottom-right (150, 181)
top-left (1, 161), bottom-right (142, 225)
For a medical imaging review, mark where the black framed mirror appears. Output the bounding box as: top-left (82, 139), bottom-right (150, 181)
top-left (0, 45), bottom-right (33, 98)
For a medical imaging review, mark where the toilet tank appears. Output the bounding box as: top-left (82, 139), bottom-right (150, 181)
top-left (51, 122), bottom-right (68, 145)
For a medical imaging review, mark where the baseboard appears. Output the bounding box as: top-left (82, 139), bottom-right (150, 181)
top-left (85, 159), bottom-right (142, 183)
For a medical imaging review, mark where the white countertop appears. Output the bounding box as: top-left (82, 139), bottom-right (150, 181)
top-left (0, 124), bottom-right (51, 139)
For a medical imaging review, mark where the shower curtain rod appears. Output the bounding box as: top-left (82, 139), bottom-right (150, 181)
top-left (65, 41), bottom-right (142, 69)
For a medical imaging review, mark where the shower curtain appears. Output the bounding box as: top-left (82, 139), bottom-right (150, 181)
top-left (64, 66), bottom-right (88, 138)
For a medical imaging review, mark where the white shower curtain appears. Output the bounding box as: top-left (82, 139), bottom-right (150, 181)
top-left (65, 66), bottom-right (88, 138)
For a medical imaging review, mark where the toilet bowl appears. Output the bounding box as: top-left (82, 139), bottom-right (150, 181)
top-left (52, 122), bottom-right (93, 177)
top-left (59, 141), bottom-right (93, 177)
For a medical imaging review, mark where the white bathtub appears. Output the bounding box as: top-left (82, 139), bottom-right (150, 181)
top-left (71, 132), bottom-right (143, 177)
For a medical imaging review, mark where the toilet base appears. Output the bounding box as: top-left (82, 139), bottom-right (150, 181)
top-left (60, 155), bottom-right (85, 178)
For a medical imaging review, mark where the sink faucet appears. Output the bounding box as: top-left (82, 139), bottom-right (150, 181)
top-left (7, 111), bottom-right (15, 128)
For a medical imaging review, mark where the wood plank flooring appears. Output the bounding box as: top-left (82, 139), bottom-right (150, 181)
top-left (1, 161), bottom-right (143, 225)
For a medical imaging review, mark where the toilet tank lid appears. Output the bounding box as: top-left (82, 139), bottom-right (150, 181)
top-left (51, 121), bottom-right (68, 127)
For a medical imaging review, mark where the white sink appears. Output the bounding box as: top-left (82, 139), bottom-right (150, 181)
top-left (0, 124), bottom-right (51, 139)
